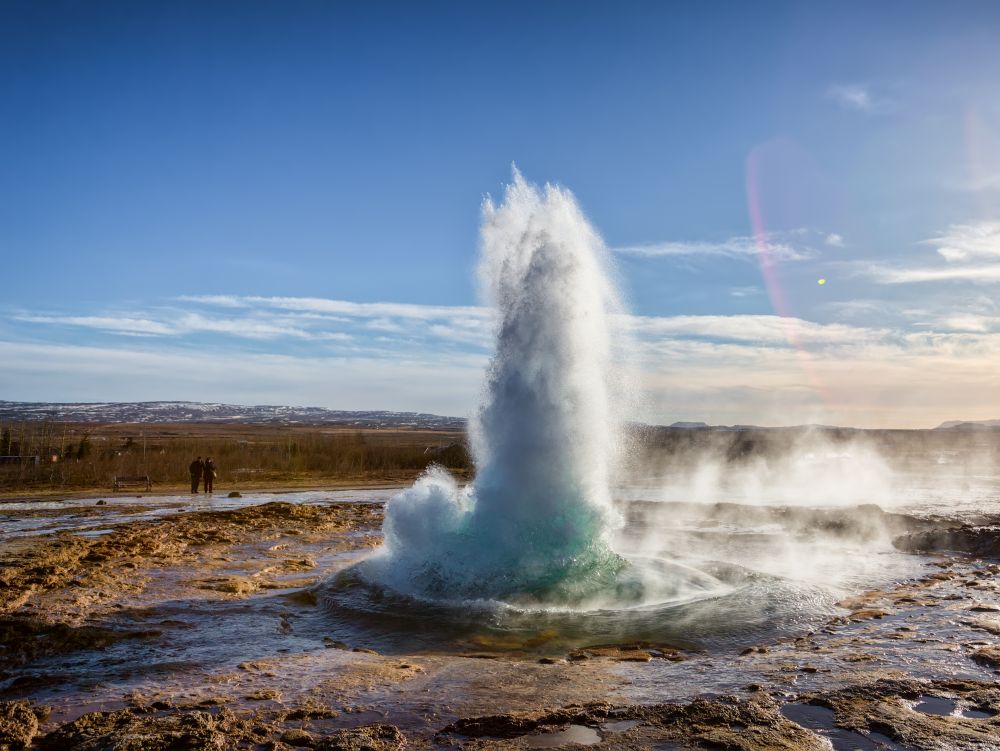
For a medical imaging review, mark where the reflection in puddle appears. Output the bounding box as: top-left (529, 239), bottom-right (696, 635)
top-left (601, 719), bottom-right (641, 733)
top-left (524, 725), bottom-right (600, 748)
top-left (962, 706), bottom-right (997, 719)
top-left (913, 695), bottom-right (955, 716)
top-left (780, 703), bottom-right (908, 751)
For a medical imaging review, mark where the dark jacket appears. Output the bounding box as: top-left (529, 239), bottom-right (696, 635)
top-left (189, 460), bottom-right (204, 477)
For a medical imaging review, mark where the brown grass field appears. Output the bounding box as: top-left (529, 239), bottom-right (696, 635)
top-left (0, 421), bottom-right (470, 498)
top-left (2, 418), bottom-right (996, 500)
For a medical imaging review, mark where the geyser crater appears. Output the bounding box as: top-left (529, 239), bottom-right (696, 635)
top-left (319, 172), bottom-right (898, 653)
top-left (321, 171), bottom-right (732, 618)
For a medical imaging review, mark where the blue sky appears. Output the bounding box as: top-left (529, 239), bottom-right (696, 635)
top-left (2, 1), bottom-right (999, 427)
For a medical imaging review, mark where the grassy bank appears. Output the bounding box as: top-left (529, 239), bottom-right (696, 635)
top-left (0, 421), bottom-right (471, 495)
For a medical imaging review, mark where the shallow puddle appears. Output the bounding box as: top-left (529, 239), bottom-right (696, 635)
top-left (524, 724), bottom-right (600, 748)
top-left (780, 703), bottom-right (910, 750)
top-left (962, 706), bottom-right (997, 719)
top-left (601, 719), bottom-right (641, 733)
top-left (913, 695), bottom-right (955, 716)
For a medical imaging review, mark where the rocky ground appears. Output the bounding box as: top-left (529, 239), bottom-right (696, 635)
top-left (1, 497), bottom-right (1000, 750)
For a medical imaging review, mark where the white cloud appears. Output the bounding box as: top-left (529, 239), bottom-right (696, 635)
top-left (16, 298), bottom-right (890, 352)
top-left (931, 314), bottom-right (997, 333)
top-left (624, 314), bottom-right (885, 347)
top-left (826, 83), bottom-right (888, 113)
top-left (634, 330), bottom-right (1000, 428)
top-left (13, 312), bottom-right (345, 341)
top-left (863, 263), bottom-right (1000, 284)
top-left (614, 235), bottom-right (812, 263)
top-left (926, 222), bottom-right (1000, 262)
top-left (859, 221), bottom-right (1000, 284)
top-left (0, 341), bottom-right (486, 416)
top-left (825, 233), bottom-right (845, 247)
top-left (12, 300), bottom-right (491, 348)
top-left (8, 295), bottom-right (1000, 428)
top-left (13, 315), bottom-right (176, 336)
top-left (179, 295), bottom-right (488, 321)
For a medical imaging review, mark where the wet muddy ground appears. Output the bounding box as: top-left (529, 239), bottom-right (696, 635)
top-left (2, 490), bottom-right (1000, 750)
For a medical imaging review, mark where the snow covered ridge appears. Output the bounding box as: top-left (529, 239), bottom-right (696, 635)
top-left (0, 401), bottom-right (466, 429)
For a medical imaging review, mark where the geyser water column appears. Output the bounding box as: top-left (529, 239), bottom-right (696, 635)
top-left (363, 171), bottom-right (629, 603)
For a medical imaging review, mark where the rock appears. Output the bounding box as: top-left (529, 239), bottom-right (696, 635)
top-left (802, 678), bottom-right (1000, 750)
top-left (244, 688), bottom-right (281, 701)
top-left (962, 618), bottom-right (1000, 635)
top-left (95, 500), bottom-right (106, 506)
top-left (315, 724), bottom-right (405, 751)
top-left (441, 694), bottom-right (826, 750)
top-left (284, 703), bottom-right (339, 720)
top-left (843, 653), bottom-right (878, 663)
top-left (0, 701), bottom-right (47, 750)
top-left (228, 491), bottom-right (241, 498)
top-left (645, 693), bottom-right (827, 750)
top-left (280, 728), bottom-right (314, 747)
top-left (0, 616), bottom-right (160, 671)
top-left (846, 609), bottom-right (890, 621)
top-left (39, 709), bottom-right (230, 751)
top-left (567, 642), bottom-right (683, 662)
top-left (894, 526), bottom-right (1000, 558)
top-left (198, 577), bottom-right (260, 596)
top-left (442, 714), bottom-right (544, 738)
top-left (971, 647), bottom-right (1000, 668)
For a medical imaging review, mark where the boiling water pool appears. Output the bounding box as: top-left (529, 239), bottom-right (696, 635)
top-left (317, 495), bottom-right (930, 655)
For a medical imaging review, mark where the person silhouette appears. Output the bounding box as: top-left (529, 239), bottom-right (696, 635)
top-left (203, 457), bottom-right (216, 494)
top-left (189, 456), bottom-right (203, 493)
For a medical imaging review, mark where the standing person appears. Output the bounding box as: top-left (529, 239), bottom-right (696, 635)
top-left (189, 456), bottom-right (203, 493)
top-left (203, 456), bottom-right (215, 494)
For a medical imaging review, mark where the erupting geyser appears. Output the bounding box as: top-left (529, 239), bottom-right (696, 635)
top-left (363, 171), bottom-right (624, 602)
top-left (360, 171), bottom-right (720, 607)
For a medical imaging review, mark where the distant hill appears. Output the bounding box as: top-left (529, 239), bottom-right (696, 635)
top-left (936, 419), bottom-right (1000, 430)
top-left (665, 421), bottom-right (845, 432)
top-left (3, 400), bottom-right (996, 433)
top-left (0, 400), bottom-right (466, 430)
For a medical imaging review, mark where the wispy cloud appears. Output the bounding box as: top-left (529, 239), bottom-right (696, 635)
top-left (825, 233), bottom-right (845, 248)
top-left (826, 83), bottom-right (890, 113)
top-left (863, 263), bottom-right (1000, 284)
top-left (13, 315), bottom-right (177, 336)
top-left (859, 221), bottom-right (1000, 285)
top-left (179, 295), bottom-right (487, 321)
top-left (13, 297), bottom-right (495, 348)
top-left (6, 296), bottom-right (999, 428)
top-left (930, 314), bottom-right (999, 333)
top-left (614, 235), bottom-right (813, 263)
top-left (15, 298), bottom-right (885, 351)
top-left (624, 314), bottom-right (887, 347)
top-left (0, 341), bottom-right (486, 416)
top-left (13, 312), bottom-right (353, 341)
top-left (926, 222), bottom-right (1000, 262)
